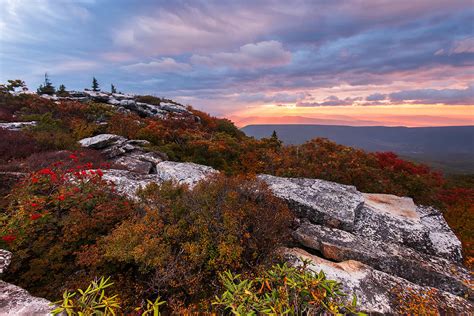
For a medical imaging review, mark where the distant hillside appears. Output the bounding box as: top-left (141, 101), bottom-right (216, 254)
top-left (242, 124), bottom-right (474, 174)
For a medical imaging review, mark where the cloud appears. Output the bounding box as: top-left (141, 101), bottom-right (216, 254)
top-left (190, 41), bottom-right (291, 69)
top-left (366, 93), bottom-right (387, 101)
top-left (112, 3), bottom-right (276, 55)
top-left (296, 96), bottom-right (362, 107)
top-left (435, 36), bottom-right (474, 55)
top-left (388, 85), bottom-right (474, 105)
top-left (238, 91), bottom-right (307, 103)
top-left (122, 58), bottom-right (192, 73)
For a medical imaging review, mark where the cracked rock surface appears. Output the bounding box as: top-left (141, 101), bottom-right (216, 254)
top-left (0, 250), bottom-right (53, 315)
top-left (283, 248), bottom-right (473, 315)
top-left (260, 175), bottom-right (471, 313)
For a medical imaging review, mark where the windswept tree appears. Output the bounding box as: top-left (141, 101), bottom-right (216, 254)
top-left (92, 77), bottom-right (100, 92)
top-left (37, 73), bottom-right (56, 95)
top-left (57, 84), bottom-right (69, 97)
top-left (111, 84), bottom-right (117, 94)
top-left (0, 79), bottom-right (27, 93)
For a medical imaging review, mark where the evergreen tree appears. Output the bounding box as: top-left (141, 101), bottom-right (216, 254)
top-left (271, 130), bottom-right (278, 140)
top-left (270, 130), bottom-right (282, 148)
top-left (92, 77), bottom-right (100, 91)
top-left (37, 73), bottom-right (56, 95)
top-left (111, 84), bottom-right (117, 94)
top-left (57, 84), bottom-right (69, 97)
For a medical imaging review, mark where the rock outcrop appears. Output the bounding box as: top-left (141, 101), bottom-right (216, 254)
top-left (260, 174), bottom-right (473, 313)
top-left (102, 162), bottom-right (217, 199)
top-left (51, 90), bottom-right (192, 119)
top-left (283, 248), bottom-right (473, 315)
top-left (294, 221), bottom-right (470, 297)
top-left (0, 250), bottom-right (53, 315)
top-left (79, 134), bottom-right (166, 174)
top-left (258, 174), bottom-right (363, 231)
top-left (79, 134), bottom-right (218, 195)
top-left (0, 121), bottom-right (37, 131)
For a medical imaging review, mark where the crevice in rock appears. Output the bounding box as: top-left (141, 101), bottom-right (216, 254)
top-left (296, 245), bottom-right (341, 264)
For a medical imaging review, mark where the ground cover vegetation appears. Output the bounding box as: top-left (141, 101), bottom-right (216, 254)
top-left (0, 82), bottom-right (471, 313)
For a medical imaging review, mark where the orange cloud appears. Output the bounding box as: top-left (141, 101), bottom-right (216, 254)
top-left (229, 104), bottom-right (474, 127)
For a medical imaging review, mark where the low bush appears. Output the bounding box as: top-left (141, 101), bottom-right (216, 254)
top-left (213, 262), bottom-right (362, 315)
top-left (0, 158), bottom-right (135, 298)
top-left (52, 276), bottom-right (165, 316)
top-left (102, 175), bottom-right (293, 309)
top-left (0, 129), bottom-right (43, 163)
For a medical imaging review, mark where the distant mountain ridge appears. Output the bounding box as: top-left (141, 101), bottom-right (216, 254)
top-left (242, 124), bottom-right (474, 174)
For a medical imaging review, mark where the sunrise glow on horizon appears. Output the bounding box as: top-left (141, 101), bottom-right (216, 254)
top-left (1, 0), bottom-right (473, 126)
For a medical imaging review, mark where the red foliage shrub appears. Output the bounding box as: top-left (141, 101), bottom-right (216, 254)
top-left (0, 157), bottom-right (136, 299)
top-left (0, 129), bottom-right (42, 163)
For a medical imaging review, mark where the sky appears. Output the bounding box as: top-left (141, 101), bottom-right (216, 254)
top-left (0, 0), bottom-right (473, 127)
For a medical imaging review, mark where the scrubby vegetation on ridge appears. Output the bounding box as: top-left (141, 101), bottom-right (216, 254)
top-left (0, 81), bottom-right (472, 313)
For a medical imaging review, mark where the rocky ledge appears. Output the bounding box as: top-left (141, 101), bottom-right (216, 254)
top-left (259, 174), bottom-right (473, 313)
top-left (41, 90), bottom-right (192, 119)
top-left (1, 134), bottom-right (472, 315)
top-left (0, 250), bottom-right (53, 316)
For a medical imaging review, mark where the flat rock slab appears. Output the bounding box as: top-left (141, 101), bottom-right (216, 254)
top-left (79, 134), bottom-right (126, 149)
top-left (102, 169), bottom-right (160, 199)
top-left (0, 281), bottom-right (53, 316)
top-left (294, 221), bottom-right (472, 297)
top-left (0, 121), bottom-right (36, 131)
top-left (156, 161), bottom-right (218, 188)
top-left (103, 162), bottom-right (218, 199)
top-left (356, 193), bottom-right (463, 262)
top-left (283, 247), bottom-right (473, 315)
top-left (258, 174), bottom-right (363, 231)
top-left (1, 249), bottom-right (53, 316)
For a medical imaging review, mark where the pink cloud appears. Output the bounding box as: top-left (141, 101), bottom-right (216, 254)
top-left (122, 58), bottom-right (192, 73)
top-left (191, 40), bottom-right (291, 69)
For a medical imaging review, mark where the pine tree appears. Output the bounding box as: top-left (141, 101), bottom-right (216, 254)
top-left (57, 84), bottom-right (69, 97)
top-left (92, 77), bottom-right (100, 91)
top-left (37, 73), bottom-right (56, 95)
top-left (111, 84), bottom-right (117, 94)
top-left (271, 130), bottom-right (278, 140)
top-left (270, 130), bottom-right (282, 148)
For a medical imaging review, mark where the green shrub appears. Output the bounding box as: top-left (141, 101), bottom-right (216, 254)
top-left (52, 276), bottom-right (165, 316)
top-left (213, 261), bottom-right (364, 315)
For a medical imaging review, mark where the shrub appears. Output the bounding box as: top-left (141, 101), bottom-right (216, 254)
top-left (392, 286), bottom-right (446, 315)
top-left (102, 175), bottom-right (293, 308)
top-left (106, 112), bottom-right (143, 139)
top-left (213, 262), bottom-right (362, 315)
top-left (136, 95), bottom-right (162, 106)
top-left (0, 158), bottom-right (135, 299)
top-left (0, 129), bottom-right (42, 163)
top-left (52, 276), bottom-right (165, 316)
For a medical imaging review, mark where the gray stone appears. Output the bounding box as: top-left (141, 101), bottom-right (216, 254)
top-left (102, 169), bottom-right (159, 199)
top-left (0, 250), bottom-right (11, 274)
top-left (258, 174), bottom-right (363, 231)
top-left (79, 134), bottom-right (126, 149)
top-left (0, 250), bottom-right (53, 315)
top-left (103, 162), bottom-right (218, 198)
top-left (355, 193), bottom-right (463, 262)
top-left (293, 221), bottom-right (472, 297)
top-left (156, 161), bottom-right (218, 188)
top-left (0, 281), bottom-right (53, 315)
top-left (159, 102), bottom-right (189, 113)
top-left (283, 247), bottom-right (473, 315)
top-left (113, 156), bottom-right (154, 174)
top-left (0, 121), bottom-right (37, 131)
top-left (126, 139), bottom-right (150, 146)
